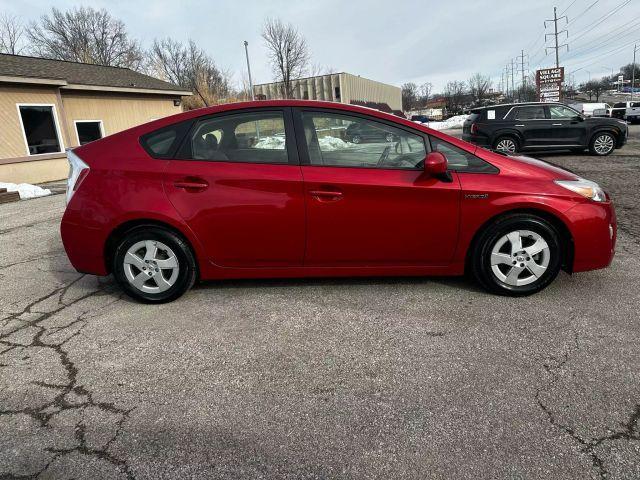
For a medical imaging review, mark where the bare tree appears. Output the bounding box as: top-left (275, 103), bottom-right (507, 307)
top-left (468, 73), bottom-right (492, 104)
top-left (443, 81), bottom-right (466, 113)
top-left (27, 7), bottom-right (143, 69)
top-left (262, 18), bottom-right (310, 98)
top-left (419, 82), bottom-right (433, 106)
top-left (401, 82), bottom-right (419, 112)
top-left (0, 13), bottom-right (25, 54)
top-left (147, 38), bottom-right (232, 109)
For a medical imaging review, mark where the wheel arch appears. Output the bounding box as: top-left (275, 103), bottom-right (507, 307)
top-left (104, 218), bottom-right (200, 277)
top-left (589, 127), bottom-right (621, 143)
top-left (465, 207), bottom-right (575, 274)
top-left (491, 129), bottom-right (523, 148)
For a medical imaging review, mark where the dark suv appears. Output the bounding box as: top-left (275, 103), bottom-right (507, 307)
top-left (462, 102), bottom-right (627, 156)
top-left (346, 122), bottom-right (396, 144)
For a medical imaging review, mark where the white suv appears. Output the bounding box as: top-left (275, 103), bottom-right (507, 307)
top-left (611, 101), bottom-right (640, 123)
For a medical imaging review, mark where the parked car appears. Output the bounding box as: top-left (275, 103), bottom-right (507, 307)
top-left (611, 101), bottom-right (640, 123)
top-left (573, 102), bottom-right (612, 117)
top-left (462, 102), bottom-right (627, 155)
top-left (345, 121), bottom-right (396, 143)
top-left (61, 100), bottom-right (617, 302)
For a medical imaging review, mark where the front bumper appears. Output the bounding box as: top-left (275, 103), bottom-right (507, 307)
top-left (564, 199), bottom-right (616, 273)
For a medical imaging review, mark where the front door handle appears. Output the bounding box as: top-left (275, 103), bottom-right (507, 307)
top-left (552, 123), bottom-right (563, 126)
top-left (309, 190), bottom-right (343, 202)
top-left (174, 178), bottom-right (209, 191)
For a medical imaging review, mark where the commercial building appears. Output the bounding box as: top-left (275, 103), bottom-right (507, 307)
top-left (253, 73), bottom-right (403, 116)
top-left (0, 54), bottom-right (191, 184)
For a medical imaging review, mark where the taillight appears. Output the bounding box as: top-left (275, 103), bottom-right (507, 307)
top-left (470, 123), bottom-right (479, 134)
top-left (66, 150), bottom-right (89, 205)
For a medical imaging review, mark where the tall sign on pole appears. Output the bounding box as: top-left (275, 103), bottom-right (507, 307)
top-left (536, 67), bottom-right (564, 103)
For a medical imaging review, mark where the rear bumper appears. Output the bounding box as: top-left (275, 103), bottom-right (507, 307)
top-left (565, 200), bottom-right (616, 273)
top-left (461, 133), bottom-right (490, 147)
top-left (60, 218), bottom-right (108, 276)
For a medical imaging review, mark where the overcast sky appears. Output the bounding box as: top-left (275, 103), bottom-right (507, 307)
top-left (2, 0), bottom-right (638, 92)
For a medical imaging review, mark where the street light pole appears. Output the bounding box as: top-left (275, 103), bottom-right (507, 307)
top-left (243, 41), bottom-right (254, 100)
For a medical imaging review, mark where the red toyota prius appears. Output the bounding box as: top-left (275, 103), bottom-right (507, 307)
top-left (60, 100), bottom-right (616, 303)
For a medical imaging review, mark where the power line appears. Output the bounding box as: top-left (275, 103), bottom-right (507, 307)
top-left (568, 0), bottom-right (631, 44)
top-left (566, 0), bottom-right (600, 27)
top-left (560, 0), bottom-right (578, 16)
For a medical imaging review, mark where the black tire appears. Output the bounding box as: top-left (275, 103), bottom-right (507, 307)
top-left (471, 214), bottom-right (562, 296)
top-left (112, 226), bottom-right (197, 303)
top-left (589, 132), bottom-right (616, 156)
top-left (351, 135), bottom-right (362, 144)
top-left (493, 135), bottom-right (520, 154)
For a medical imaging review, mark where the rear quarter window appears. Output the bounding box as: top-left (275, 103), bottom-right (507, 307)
top-left (140, 121), bottom-right (193, 159)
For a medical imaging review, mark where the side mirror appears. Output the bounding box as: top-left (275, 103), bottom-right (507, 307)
top-left (424, 151), bottom-right (448, 176)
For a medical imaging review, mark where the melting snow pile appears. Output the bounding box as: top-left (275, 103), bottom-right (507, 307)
top-left (318, 136), bottom-right (355, 150)
top-left (254, 135), bottom-right (356, 151)
top-left (0, 182), bottom-right (52, 200)
top-left (254, 136), bottom-right (286, 149)
top-left (423, 115), bottom-right (469, 131)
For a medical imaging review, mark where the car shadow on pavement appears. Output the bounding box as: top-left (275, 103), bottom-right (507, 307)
top-left (193, 274), bottom-right (485, 295)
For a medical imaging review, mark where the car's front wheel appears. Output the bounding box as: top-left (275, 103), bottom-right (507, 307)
top-left (493, 136), bottom-right (519, 154)
top-left (589, 132), bottom-right (615, 156)
top-left (351, 134), bottom-right (362, 144)
top-left (112, 226), bottom-right (197, 303)
top-left (471, 214), bottom-right (562, 296)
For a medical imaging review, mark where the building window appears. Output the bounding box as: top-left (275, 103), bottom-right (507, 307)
top-left (17, 104), bottom-right (63, 155)
top-left (75, 120), bottom-right (104, 145)
top-left (334, 86), bottom-right (341, 100)
top-left (303, 90), bottom-right (309, 100)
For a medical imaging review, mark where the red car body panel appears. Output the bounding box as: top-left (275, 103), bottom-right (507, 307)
top-left (60, 100), bottom-right (616, 282)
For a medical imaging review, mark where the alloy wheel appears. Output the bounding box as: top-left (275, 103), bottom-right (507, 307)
top-left (495, 138), bottom-right (517, 153)
top-left (489, 230), bottom-right (550, 287)
top-left (123, 240), bottom-right (180, 293)
top-left (593, 134), bottom-right (614, 155)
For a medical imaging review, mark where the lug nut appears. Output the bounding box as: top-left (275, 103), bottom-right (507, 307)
top-left (520, 263), bottom-right (525, 267)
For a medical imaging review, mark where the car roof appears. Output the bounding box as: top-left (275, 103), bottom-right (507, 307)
top-left (473, 102), bottom-right (566, 111)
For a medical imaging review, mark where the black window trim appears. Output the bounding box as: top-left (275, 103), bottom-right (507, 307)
top-left (174, 107), bottom-right (299, 166)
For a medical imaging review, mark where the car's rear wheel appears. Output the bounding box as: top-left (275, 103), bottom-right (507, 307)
top-left (589, 132), bottom-right (615, 156)
top-left (351, 134), bottom-right (362, 144)
top-left (113, 227), bottom-right (196, 303)
top-left (493, 136), bottom-right (519, 154)
top-left (471, 214), bottom-right (562, 296)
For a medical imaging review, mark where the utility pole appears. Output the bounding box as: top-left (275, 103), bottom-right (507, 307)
top-left (632, 44), bottom-right (638, 101)
top-left (504, 65), bottom-right (511, 99)
top-left (243, 40), bottom-right (254, 100)
top-left (545, 7), bottom-right (568, 68)
top-left (516, 50), bottom-right (529, 101)
top-left (511, 59), bottom-right (516, 101)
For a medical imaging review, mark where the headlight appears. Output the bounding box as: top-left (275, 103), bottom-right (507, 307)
top-left (554, 179), bottom-right (607, 202)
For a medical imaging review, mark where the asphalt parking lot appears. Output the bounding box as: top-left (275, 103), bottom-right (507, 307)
top-left (1, 127), bottom-right (639, 479)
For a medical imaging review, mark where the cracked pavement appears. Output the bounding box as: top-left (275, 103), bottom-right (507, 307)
top-left (1, 147), bottom-right (639, 478)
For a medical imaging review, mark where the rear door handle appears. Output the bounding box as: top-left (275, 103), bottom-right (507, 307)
top-left (174, 178), bottom-right (209, 190)
top-left (552, 123), bottom-right (563, 126)
top-left (515, 124), bottom-right (525, 127)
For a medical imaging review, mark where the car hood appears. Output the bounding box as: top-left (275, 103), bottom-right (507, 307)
top-left (584, 116), bottom-right (627, 127)
top-left (480, 149), bottom-right (580, 180)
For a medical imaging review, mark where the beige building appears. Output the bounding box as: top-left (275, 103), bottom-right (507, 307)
top-left (0, 54), bottom-right (191, 184)
top-left (253, 73), bottom-right (403, 116)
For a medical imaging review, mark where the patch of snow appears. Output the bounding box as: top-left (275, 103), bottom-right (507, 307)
top-left (423, 115), bottom-right (469, 131)
top-left (253, 135), bottom-right (357, 151)
top-left (0, 182), bottom-right (52, 200)
top-left (254, 136), bottom-right (285, 149)
top-left (318, 136), bottom-right (356, 150)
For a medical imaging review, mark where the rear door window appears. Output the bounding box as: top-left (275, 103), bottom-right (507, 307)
top-left (515, 106), bottom-right (547, 120)
top-left (184, 111), bottom-right (290, 164)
